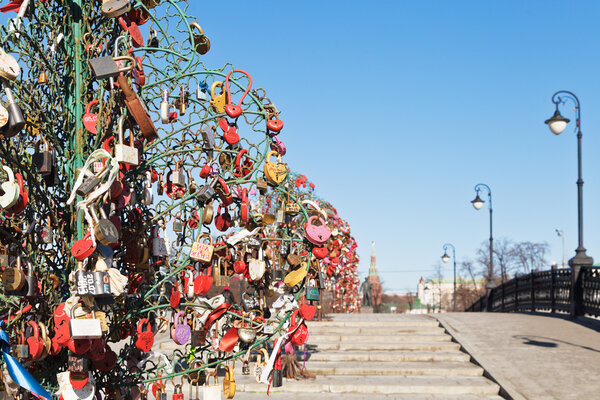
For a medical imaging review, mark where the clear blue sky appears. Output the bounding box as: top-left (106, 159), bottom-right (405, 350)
top-left (192, 1), bottom-right (600, 293)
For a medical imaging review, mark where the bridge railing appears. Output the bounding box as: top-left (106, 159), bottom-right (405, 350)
top-left (466, 266), bottom-right (600, 318)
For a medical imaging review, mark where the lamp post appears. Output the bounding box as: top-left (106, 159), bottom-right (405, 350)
top-left (546, 91), bottom-right (593, 318)
top-left (545, 91), bottom-right (593, 268)
top-left (441, 243), bottom-right (456, 312)
top-left (555, 228), bottom-right (565, 269)
top-left (471, 184), bottom-right (494, 281)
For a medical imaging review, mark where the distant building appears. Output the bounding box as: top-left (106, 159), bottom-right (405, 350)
top-left (368, 241), bottom-right (383, 310)
top-left (416, 276), bottom-right (485, 311)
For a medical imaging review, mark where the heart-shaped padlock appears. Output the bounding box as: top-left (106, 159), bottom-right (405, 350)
top-left (27, 321), bottom-right (44, 360)
top-left (88, 338), bottom-right (106, 361)
top-left (93, 346), bottom-right (117, 372)
top-left (83, 100), bottom-right (100, 134)
top-left (225, 104), bottom-right (242, 118)
top-left (299, 300), bottom-right (316, 321)
top-left (170, 285), bottom-right (181, 308)
top-left (312, 246), bottom-right (329, 259)
top-left (215, 205), bottom-right (232, 232)
top-left (135, 319), bottom-right (154, 352)
top-left (173, 312), bottom-right (191, 345)
top-left (218, 118), bottom-right (240, 145)
top-left (305, 216), bottom-right (331, 245)
top-left (267, 117), bottom-right (284, 133)
top-left (67, 338), bottom-right (91, 355)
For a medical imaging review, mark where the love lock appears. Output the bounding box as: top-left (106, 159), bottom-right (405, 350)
top-left (135, 318), bottom-right (154, 352)
top-left (82, 99), bottom-right (101, 132)
top-left (0, 165), bottom-right (20, 209)
top-left (132, 55), bottom-right (145, 87)
top-left (224, 69), bottom-right (252, 118)
top-left (218, 118), bottom-right (239, 145)
top-left (190, 22), bottom-right (210, 55)
top-left (118, 16), bottom-right (143, 48)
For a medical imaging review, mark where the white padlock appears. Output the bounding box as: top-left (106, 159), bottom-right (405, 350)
top-left (114, 114), bottom-right (138, 166)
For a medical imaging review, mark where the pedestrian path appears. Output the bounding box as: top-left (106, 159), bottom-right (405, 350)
top-left (436, 312), bottom-right (600, 400)
top-left (234, 314), bottom-right (502, 399)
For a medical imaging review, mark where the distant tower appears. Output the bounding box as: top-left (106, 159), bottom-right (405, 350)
top-left (368, 241), bottom-right (383, 311)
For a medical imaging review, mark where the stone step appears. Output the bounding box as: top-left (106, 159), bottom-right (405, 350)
top-left (237, 375), bottom-right (500, 395)
top-left (309, 333), bottom-right (452, 342)
top-left (313, 341), bottom-right (461, 351)
top-left (307, 320), bottom-right (440, 328)
top-left (308, 326), bottom-right (446, 334)
top-left (308, 361), bottom-right (483, 377)
top-left (305, 350), bottom-right (470, 363)
top-left (233, 393), bottom-right (505, 400)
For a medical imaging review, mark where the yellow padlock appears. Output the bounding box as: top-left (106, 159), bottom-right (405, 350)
top-left (210, 81), bottom-right (226, 113)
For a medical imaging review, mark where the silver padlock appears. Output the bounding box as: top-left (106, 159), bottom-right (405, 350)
top-left (114, 115), bottom-right (139, 166)
top-left (173, 217), bottom-right (184, 233)
top-left (171, 163), bottom-right (186, 187)
top-left (201, 125), bottom-right (215, 159)
top-left (276, 209), bottom-right (285, 224)
top-left (196, 176), bottom-right (217, 204)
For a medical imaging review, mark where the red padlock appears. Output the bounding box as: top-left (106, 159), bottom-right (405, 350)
top-left (188, 211), bottom-right (200, 229)
top-left (83, 100), bottom-right (100, 134)
top-left (240, 188), bottom-right (248, 223)
top-left (312, 246), bottom-right (329, 260)
top-left (267, 117), bottom-right (284, 133)
top-left (215, 177), bottom-right (233, 206)
top-left (118, 17), bottom-right (144, 48)
top-left (218, 118), bottom-right (239, 145)
top-left (71, 229), bottom-right (96, 261)
top-left (127, 7), bottom-right (150, 26)
top-left (135, 318), bottom-right (154, 352)
top-left (67, 337), bottom-right (90, 356)
top-left (93, 346), bottom-right (117, 372)
top-left (214, 204), bottom-right (231, 232)
top-left (233, 149), bottom-right (253, 178)
top-left (132, 55), bottom-right (146, 87)
top-left (201, 266), bottom-right (213, 294)
top-left (224, 69), bottom-right (252, 118)
top-left (88, 338), bottom-right (106, 361)
top-left (170, 286), bottom-right (181, 308)
top-left (26, 321), bottom-right (44, 360)
top-left (199, 163), bottom-right (211, 178)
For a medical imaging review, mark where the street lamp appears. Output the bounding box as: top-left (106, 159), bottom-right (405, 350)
top-left (555, 228), bottom-right (565, 269)
top-left (441, 243), bottom-right (456, 312)
top-left (545, 91), bottom-right (593, 270)
top-left (471, 184), bottom-right (493, 281)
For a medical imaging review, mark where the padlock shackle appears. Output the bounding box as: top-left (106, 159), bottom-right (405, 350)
top-left (85, 99), bottom-right (98, 114)
top-left (225, 69), bottom-right (253, 109)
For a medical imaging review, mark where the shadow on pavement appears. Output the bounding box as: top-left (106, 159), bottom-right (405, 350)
top-left (513, 334), bottom-right (600, 353)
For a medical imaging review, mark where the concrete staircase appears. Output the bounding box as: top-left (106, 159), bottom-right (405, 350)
top-left (235, 314), bottom-right (503, 399)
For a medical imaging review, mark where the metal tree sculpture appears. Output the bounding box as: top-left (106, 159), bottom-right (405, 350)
top-left (0, 0), bottom-right (327, 397)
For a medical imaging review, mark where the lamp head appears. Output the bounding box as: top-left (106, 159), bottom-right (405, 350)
top-left (471, 194), bottom-right (484, 210)
top-left (441, 253), bottom-right (450, 263)
top-left (545, 108), bottom-right (570, 135)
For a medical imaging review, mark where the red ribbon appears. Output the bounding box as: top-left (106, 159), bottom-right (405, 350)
top-left (217, 327), bottom-right (238, 353)
top-left (203, 303), bottom-right (230, 333)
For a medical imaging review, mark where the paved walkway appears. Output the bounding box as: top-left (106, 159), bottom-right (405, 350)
top-left (436, 312), bottom-right (600, 400)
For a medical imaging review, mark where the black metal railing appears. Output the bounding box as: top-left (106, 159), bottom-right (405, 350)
top-left (466, 266), bottom-right (600, 318)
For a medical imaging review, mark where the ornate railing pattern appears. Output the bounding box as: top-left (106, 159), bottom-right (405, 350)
top-left (466, 266), bottom-right (600, 318)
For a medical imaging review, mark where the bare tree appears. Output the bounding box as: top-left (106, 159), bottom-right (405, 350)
top-left (458, 260), bottom-right (486, 310)
top-left (476, 238), bottom-right (519, 282)
top-left (476, 241), bottom-right (495, 281)
top-left (510, 241), bottom-right (549, 274)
